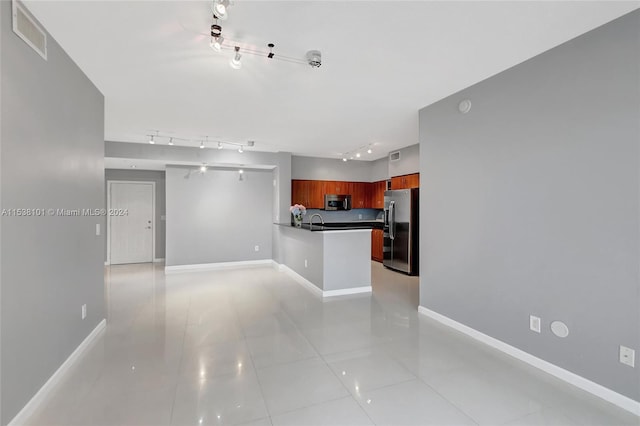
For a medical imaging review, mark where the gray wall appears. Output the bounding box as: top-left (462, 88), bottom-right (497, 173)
top-left (419, 10), bottom-right (639, 402)
top-left (388, 143), bottom-right (420, 178)
top-left (292, 155), bottom-right (374, 182)
top-left (165, 166), bottom-right (273, 266)
top-left (370, 157), bottom-right (389, 182)
top-left (104, 170), bottom-right (166, 260)
top-left (0, 2), bottom-right (105, 424)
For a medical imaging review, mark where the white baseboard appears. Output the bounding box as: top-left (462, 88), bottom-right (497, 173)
top-left (164, 259), bottom-right (273, 273)
top-left (324, 286), bottom-right (372, 297)
top-left (8, 319), bottom-right (107, 426)
top-left (418, 306), bottom-right (640, 416)
top-left (153, 258), bottom-right (165, 263)
top-left (277, 263), bottom-right (371, 298)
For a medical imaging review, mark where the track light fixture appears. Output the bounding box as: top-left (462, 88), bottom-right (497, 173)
top-left (238, 145), bottom-right (244, 153)
top-left (168, 137), bottom-right (174, 146)
top-left (149, 136), bottom-right (155, 144)
top-left (200, 141), bottom-right (205, 149)
top-left (340, 144), bottom-right (374, 161)
top-left (141, 132), bottom-right (256, 152)
top-left (230, 46), bottom-right (242, 69)
top-left (207, 11), bottom-right (321, 69)
top-left (200, 164), bottom-right (207, 173)
top-left (217, 142), bottom-right (223, 150)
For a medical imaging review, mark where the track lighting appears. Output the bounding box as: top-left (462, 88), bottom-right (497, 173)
top-left (200, 141), bottom-right (205, 149)
top-left (149, 136), bottom-right (155, 144)
top-left (367, 148), bottom-right (372, 154)
top-left (217, 142), bottom-right (223, 150)
top-left (168, 138), bottom-right (174, 146)
top-left (210, 36), bottom-right (224, 52)
top-left (356, 153), bottom-right (361, 158)
top-left (230, 46), bottom-right (242, 69)
top-left (212, 0), bottom-right (229, 20)
top-left (340, 144), bottom-right (374, 161)
top-left (342, 158), bottom-right (347, 162)
top-left (238, 145), bottom-right (244, 153)
top-left (200, 164), bottom-right (207, 173)
top-left (238, 169), bottom-right (244, 181)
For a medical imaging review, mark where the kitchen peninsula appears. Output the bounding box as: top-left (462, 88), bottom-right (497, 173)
top-left (275, 223), bottom-right (376, 297)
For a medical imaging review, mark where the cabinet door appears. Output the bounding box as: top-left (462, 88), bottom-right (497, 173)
top-left (308, 180), bottom-right (325, 208)
top-left (406, 173), bottom-right (420, 188)
top-left (390, 176), bottom-right (404, 190)
top-left (291, 180), bottom-right (308, 206)
top-left (371, 229), bottom-right (384, 262)
top-left (351, 182), bottom-right (366, 208)
top-left (364, 183), bottom-right (374, 208)
top-left (376, 181), bottom-right (386, 208)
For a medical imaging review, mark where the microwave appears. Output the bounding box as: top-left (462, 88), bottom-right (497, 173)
top-left (324, 194), bottom-right (352, 211)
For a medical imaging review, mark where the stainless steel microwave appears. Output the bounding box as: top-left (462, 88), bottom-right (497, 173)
top-left (324, 194), bottom-right (352, 211)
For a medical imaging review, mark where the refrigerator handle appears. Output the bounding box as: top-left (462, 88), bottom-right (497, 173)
top-left (389, 201), bottom-right (395, 240)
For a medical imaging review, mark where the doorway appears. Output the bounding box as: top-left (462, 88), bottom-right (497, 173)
top-left (107, 181), bottom-right (155, 264)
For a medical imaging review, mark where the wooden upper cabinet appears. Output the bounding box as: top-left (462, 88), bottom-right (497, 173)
top-left (292, 179), bottom-right (392, 209)
top-left (308, 180), bottom-right (325, 208)
top-left (291, 180), bottom-right (309, 206)
top-left (391, 173), bottom-right (419, 190)
top-left (351, 182), bottom-right (367, 209)
top-left (372, 180), bottom-right (386, 209)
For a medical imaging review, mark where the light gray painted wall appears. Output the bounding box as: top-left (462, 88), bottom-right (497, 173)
top-left (165, 167), bottom-right (273, 266)
top-left (106, 142), bottom-right (292, 226)
top-left (419, 10), bottom-right (639, 401)
top-left (292, 155), bottom-right (374, 182)
top-left (370, 157), bottom-right (390, 182)
top-left (0, 2), bottom-right (105, 423)
top-left (388, 144), bottom-right (420, 177)
top-left (105, 170), bottom-right (166, 260)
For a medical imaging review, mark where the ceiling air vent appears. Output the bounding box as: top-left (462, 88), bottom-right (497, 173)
top-left (12, 0), bottom-right (47, 60)
top-left (389, 151), bottom-right (401, 162)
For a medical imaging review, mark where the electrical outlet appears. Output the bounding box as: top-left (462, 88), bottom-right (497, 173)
top-left (81, 304), bottom-right (87, 320)
top-left (530, 315), bottom-right (541, 333)
top-left (620, 346), bottom-right (635, 367)
top-left (358, 214), bottom-right (363, 219)
top-left (254, 245), bottom-right (259, 252)
top-left (304, 259), bottom-right (308, 268)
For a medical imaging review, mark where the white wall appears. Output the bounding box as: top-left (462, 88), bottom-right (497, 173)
top-left (165, 167), bottom-right (273, 266)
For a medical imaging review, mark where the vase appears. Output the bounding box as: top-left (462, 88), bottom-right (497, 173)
top-left (293, 214), bottom-right (303, 228)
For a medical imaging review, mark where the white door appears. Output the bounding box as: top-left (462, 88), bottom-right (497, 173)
top-left (109, 182), bottom-right (154, 264)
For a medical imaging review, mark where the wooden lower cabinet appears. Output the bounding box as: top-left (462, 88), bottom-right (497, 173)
top-left (371, 229), bottom-right (384, 262)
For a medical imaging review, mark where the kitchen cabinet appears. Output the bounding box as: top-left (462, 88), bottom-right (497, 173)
top-left (371, 180), bottom-right (387, 209)
top-left (291, 180), bottom-right (309, 206)
top-left (391, 173), bottom-right (419, 190)
top-left (323, 180), bottom-right (348, 195)
top-left (351, 182), bottom-right (368, 209)
top-left (292, 179), bottom-right (388, 209)
top-left (371, 228), bottom-right (384, 262)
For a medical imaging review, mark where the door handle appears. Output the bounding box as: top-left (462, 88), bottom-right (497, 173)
top-left (389, 201), bottom-right (395, 240)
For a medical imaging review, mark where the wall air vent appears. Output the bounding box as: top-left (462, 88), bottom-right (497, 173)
top-left (389, 151), bottom-right (401, 162)
top-left (12, 0), bottom-right (47, 60)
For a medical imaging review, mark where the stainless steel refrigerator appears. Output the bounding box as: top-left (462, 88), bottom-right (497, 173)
top-left (383, 188), bottom-right (419, 275)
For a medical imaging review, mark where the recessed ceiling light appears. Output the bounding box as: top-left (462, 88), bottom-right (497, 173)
top-left (367, 148), bottom-right (372, 154)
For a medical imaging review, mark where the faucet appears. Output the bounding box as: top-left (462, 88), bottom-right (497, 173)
top-left (309, 213), bottom-right (324, 230)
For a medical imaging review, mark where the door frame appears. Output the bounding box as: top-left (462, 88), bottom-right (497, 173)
top-left (106, 180), bottom-right (156, 265)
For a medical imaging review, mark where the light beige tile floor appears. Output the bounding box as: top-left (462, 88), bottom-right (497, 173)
top-left (23, 262), bottom-right (639, 426)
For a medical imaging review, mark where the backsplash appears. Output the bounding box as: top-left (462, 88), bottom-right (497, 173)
top-left (297, 208), bottom-right (383, 224)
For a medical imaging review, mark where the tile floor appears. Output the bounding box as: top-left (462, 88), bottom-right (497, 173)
top-left (23, 262), bottom-right (639, 426)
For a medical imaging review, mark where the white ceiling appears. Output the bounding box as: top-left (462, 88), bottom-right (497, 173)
top-left (24, 1), bottom-right (638, 161)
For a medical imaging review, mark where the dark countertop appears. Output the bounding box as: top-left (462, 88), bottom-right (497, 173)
top-left (276, 221), bottom-right (384, 232)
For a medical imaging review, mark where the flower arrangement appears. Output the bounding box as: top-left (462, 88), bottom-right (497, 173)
top-left (290, 204), bottom-right (306, 227)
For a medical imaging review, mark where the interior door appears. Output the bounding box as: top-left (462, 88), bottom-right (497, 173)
top-left (109, 182), bottom-right (154, 264)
